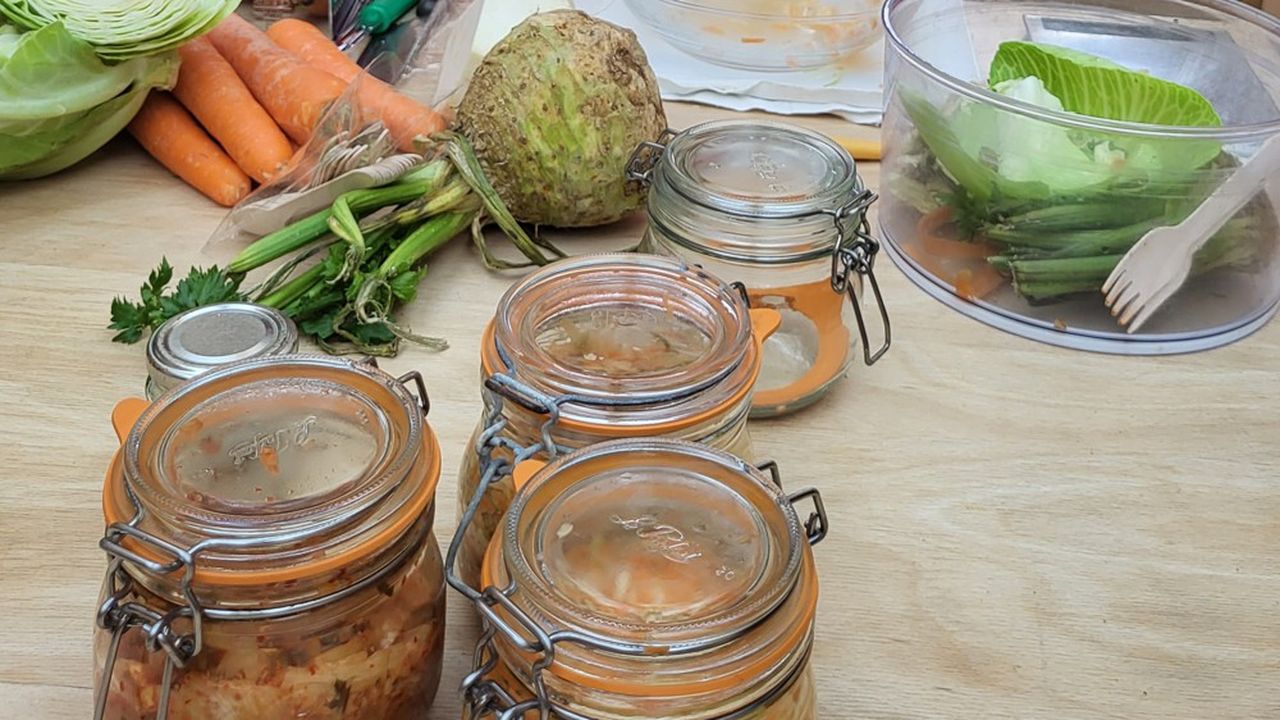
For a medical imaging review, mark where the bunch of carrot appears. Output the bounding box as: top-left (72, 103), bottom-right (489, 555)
top-left (128, 13), bottom-right (446, 207)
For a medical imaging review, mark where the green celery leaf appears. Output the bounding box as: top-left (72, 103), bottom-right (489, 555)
top-left (388, 268), bottom-right (425, 302)
top-left (108, 297), bottom-right (147, 343)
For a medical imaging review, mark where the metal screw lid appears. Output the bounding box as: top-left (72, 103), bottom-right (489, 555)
top-left (146, 303), bottom-right (299, 395)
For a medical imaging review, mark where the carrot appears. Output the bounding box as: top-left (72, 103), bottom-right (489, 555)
top-left (953, 265), bottom-right (1005, 302)
top-left (207, 13), bottom-right (346, 145)
top-left (174, 37), bottom-right (294, 184)
top-left (267, 18), bottom-right (447, 150)
top-left (128, 92), bottom-right (252, 207)
top-left (917, 206), bottom-right (998, 259)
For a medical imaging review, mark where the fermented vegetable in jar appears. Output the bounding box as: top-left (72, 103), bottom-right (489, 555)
top-left (452, 253), bottom-right (781, 589)
top-left (454, 438), bottom-right (829, 719)
top-left (93, 355), bottom-right (446, 720)
top-left (632, 120), bottom-right (891, 417)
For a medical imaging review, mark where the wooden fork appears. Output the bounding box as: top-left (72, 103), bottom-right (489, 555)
top-left (1102, 133), bottom-right (1280, 333)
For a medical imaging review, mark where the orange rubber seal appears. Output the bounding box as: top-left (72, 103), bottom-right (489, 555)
top-left (749, 281), bottom-right (851, 410)
top-left (479, 529), bottom-right (818, 698)
top-left (101, 398), bottom-right (442, 587)
top-left (478, 308), bottom-right (779, 436)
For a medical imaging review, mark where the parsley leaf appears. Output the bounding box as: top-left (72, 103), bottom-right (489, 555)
top-left (107, 258), bottom-right (245, 344)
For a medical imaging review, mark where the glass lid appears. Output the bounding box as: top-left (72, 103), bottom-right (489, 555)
top-left (661, 119), bottom-right (858, 219)
top-left (114, 355), bottom-right (430, 575)
top-left (504, 439), bottom-right (804, 651)
top-left (492, 254), bottom-right (756, 417)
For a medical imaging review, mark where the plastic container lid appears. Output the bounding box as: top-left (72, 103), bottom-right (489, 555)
top-left (146, 303), bottom-right (299, 396)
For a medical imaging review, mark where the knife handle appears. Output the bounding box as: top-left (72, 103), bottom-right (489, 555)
top-left (358, 0), bottom-right (418, 33)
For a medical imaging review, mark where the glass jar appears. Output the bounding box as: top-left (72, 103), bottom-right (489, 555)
top-left (458, 438), bottom-right (829, 719)
top-left (880, 0), bottom-right (1280, 354)
top-left (145, 302), bottom-right (299, 400)
top-left (452, 253), bottom-right (780, 589)
top-left (632, 120), bottom-right (891, 417)
top-left (93, 355), bottom-right (446, 720)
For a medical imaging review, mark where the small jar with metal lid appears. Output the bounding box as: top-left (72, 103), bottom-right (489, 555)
top-left (630, 120), bottom-right (891, 417)
top-left (453, 437), bottom-right (829, 719)
top-left (94, 355), bottom-right (446, 720)
top-left (452, 253), bottom-right (781, 590)
top-left (145, 302), bottom-right (299, 400)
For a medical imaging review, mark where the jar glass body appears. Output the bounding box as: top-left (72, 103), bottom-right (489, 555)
top-left (477, 639), bottom-right (817, 719)
top-left (453, 255), bottom-right (765, 589)
top-left (638, 120), bottom-right (873, 417)
top-left (95, 356), bottom-right (447, 720)
top-left (643, 227), bottom-right (861, 418)
top-left (466, 439), bottom-right (822, 720)
top-left (94, 519), bottom-right (446, 720)
top-left (454, 395), bottom-right (754, 588)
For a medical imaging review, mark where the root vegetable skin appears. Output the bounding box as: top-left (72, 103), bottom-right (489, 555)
top-left (456, 10), bottom-right (667, 227)
top-left (207, 13), bottom-right (346, 144)
top-left (266, 18), bottom-right (446, 150)
top-left (174, 37), bottom-right (294, 183)
top-left (128, 92), bottom-right (252, 207)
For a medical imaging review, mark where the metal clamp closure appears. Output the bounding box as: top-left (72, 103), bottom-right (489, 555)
top-left (827, 188), bottom-right (891, 366)
top-left (625, 128), bottom-right (678, 185)
top-left (756, 461), bottom-right (827, 546)
top-left (94, 523), bottom-right (204, 720)
top-left (756, 459), bottom-right (782, 489)
top-left (397, 369), bottom-right (431, 416)
top-left (787, 487), bottom-right (829, 546)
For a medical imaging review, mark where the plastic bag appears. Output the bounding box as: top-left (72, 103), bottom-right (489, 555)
top-left (203, 74), bottom-right (422, 260)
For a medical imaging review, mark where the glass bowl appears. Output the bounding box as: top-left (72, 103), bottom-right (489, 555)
top-left (880, 0), bottom-right (1280, 354)
top-left (621, 0), bottom-right (882, 71)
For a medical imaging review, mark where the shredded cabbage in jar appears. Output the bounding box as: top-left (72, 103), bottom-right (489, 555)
top-left (96, 535), bottom-right (446, 720)
top-left (536, 306), bottom-right (712, 377)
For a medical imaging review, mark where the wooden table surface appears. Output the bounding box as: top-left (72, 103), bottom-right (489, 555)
top-left (1, 102), bottom-right (1276, 720)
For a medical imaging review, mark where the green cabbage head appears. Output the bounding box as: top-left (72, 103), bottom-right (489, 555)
top-left (0, 21), bottom-right (176, 180)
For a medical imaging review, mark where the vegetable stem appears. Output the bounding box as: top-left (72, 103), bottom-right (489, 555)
top-left (258, 262), bottom-right (325, 309)
top-left (228, 178), bottom-right (443, 273)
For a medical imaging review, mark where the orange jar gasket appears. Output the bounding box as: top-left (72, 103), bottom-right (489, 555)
top-left (101, 397), bottom-right (442, 588)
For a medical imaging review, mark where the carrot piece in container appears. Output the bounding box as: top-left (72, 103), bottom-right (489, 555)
top-left (266, 18), bottom-right (447, 149)
top-left (207, 13), bottom-right (346, 144)
top-left (174, 37), bottom-right (294, 183)
top-left (128, 92), bottom-right (252, 207)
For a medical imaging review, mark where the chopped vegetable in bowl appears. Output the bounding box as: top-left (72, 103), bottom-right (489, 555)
top-left (622, 0), bottom-right (882, 71)
top-left (880, 11), bottom-right (1280, 351)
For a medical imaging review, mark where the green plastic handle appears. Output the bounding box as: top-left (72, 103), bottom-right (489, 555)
top-left (358, 0), bottom-right (419, 34)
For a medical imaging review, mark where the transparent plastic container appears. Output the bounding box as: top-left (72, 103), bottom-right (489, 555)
top-left (621, 0), bottom-right (882, 71)
top-left (452, 253), bottom-right (780, 589)
top-left (880, 0), bottom-right (1280, 354)
top-left (94, 356), bottom-right (446, 720)
top-left (459, 438), bottom-right (828, 719)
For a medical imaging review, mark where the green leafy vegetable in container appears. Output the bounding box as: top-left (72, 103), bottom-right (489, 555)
top-left (894, 40), bottom-right (1271, 304)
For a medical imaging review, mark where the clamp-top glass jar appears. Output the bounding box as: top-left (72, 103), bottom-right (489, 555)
top-left (94, 355), bottom-right (447, 720)
top-left (453, 253), bottom-right (780, 589)
top-left (633, 120), bottom-right (892, 417)
top-left (455, 438), bottom-right (829, 719)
